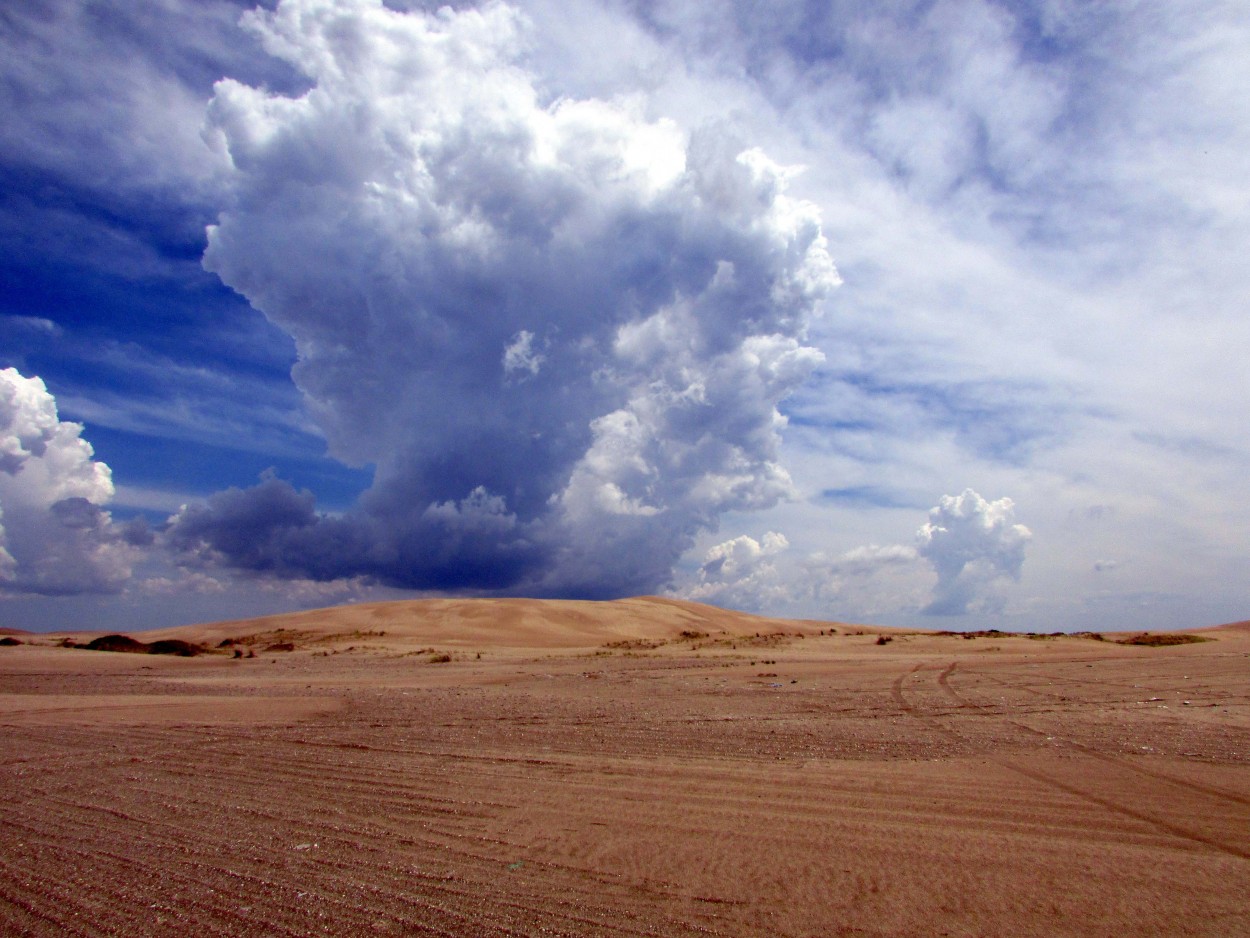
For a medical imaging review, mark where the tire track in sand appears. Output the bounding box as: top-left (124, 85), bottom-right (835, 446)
top-left (894, 662), bottom-right (1250, 862)
top-left (937, 663), bottom-right (1250, 808)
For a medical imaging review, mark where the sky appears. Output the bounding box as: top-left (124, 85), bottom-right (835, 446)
top-left (2, 0), bottom-right (1248, 633)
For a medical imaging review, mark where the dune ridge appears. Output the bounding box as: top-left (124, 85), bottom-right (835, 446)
top-left (23, 594), bottom-right (1243, 657)
top-left (117, 595), bottom-right (856, 652)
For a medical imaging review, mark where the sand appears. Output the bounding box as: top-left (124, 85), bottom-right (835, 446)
top-left (1, 596), bottom-right (1247, 936)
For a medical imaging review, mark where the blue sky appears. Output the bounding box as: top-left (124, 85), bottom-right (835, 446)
top-left (2, 0), bottom-right (1247, 632)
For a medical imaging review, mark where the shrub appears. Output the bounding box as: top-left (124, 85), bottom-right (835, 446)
top-left (84, 634), bottom-right (147, 653)
top-left (1117, 633), bottom-right (1208, 646)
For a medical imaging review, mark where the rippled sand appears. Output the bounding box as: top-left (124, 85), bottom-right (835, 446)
top-left (2, 598), bottom-right (1247, 936)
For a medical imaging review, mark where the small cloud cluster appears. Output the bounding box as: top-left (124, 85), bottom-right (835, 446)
top-left (679, 488), bottom-right (1030, 619)
top-left (0, 368), bottom-right (138, 595)
top-left (915, 489), bottom-right (1031, 615)
top-left (176, 0), bottom-right (838, 597)
top-left (685, 531), bottom-right (790, 609)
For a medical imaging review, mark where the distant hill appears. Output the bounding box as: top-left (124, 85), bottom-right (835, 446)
top-left (133, 595), bottom-right (855, 652)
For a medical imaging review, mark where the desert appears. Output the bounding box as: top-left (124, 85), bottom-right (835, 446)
top-left (1, 596), bottom-right (1248, 937)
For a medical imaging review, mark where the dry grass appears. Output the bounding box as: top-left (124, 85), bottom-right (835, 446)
top-left (1116, 632), bottom-right (1209, 646)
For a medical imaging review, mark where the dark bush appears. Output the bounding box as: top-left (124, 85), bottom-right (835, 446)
top-left (84, 634), bottom-right (148, 653)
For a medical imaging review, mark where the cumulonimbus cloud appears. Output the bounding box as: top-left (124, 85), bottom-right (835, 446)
top-left (0, 368), bottom-right (139, 595)
top-left (173, 0), bottom-right (839, 597)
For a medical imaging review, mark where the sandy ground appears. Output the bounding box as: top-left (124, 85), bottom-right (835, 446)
top-left (1, 597), bottom-right (1248, 937)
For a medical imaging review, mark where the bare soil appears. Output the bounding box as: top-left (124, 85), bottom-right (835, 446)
top-left (1, 597), bottom-right (1247, 937)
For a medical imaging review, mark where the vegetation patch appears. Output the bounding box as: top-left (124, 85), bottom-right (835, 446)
top-left (937, 629), bottom-right (1074, 640)
top-left (603, 638), bottom-right (668, 650)
top-left (711, 632), bottom-right (793, 650)
top-left (1116, 633), bottom-right (1209, 646)
top-left (84, 634), bottom-right (149, 653)
top-left (310, 629), bottom-right (388, 646)
top-left (0, 636), bottom-right (22, 647)
top-left (76, 634), bottom-right (205, 656)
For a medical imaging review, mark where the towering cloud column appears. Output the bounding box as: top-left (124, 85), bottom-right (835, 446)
top-left (183, 0), bottom-right (839, 595)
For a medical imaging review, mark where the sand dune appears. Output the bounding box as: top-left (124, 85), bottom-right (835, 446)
top-left (139, 595), bottom-right (852, 651)
top-left (1, 598), bottom-right (1247, 936)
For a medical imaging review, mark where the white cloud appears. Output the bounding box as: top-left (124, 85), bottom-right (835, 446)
top-left (140, 571), bottom-right (228, 596)
top-left (502, 330), bottom-right (543, 378)
top-left (684, 531), bottom-right (789, 608)
top-left (915, 489), bottom-right (1031, 615)
top-left (0, 368), bottom-right (136, 595)
top-left (676, 488), bottom-right (1030, 622)
top-left (182, 0), bottom-right (838, 597)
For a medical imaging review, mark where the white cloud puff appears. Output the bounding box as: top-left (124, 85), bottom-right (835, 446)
top-left (684, 531), bottom-right (790, 608)
top-left (0, 368), bottom-right (136, 595)
top-left (915, 488), bottom-right (1031, 615)
top-left (183, 0), bottom-right (839, 596)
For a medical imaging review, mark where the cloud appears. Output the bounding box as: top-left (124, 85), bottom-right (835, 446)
top-left (676, 489), bottom-right (1030, 621)
top-left (0, 0), bottom-right (287, 202)
top-left (915, 488), bottom-right (1031, 615)
top-left (176, 0), bottom-right (838, 597)
top-left (684, 531), bottom-right (789, 608)
top-left (0, 368), bottom-right (135, 595)
top-left (502, 330), bottom-right (544, 379)
top-left (678, 528), bottom-right (928, 618)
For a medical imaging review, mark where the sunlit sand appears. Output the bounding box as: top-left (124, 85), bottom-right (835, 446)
top-left (2, 598), bottom-right (1247, 935)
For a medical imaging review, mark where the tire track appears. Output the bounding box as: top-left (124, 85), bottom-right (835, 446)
top-left (3, 731), bottom-right (732, 938)
top-left (895, 661), bottom-right (1250, 862)
top-left (938, 663), bottom-right (1250, 808)
top-left (2, 802), bottom-right (696, 938)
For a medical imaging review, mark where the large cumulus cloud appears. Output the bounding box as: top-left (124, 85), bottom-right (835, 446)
top-left (175, 0), bottom-right (838, 596)
top-left (0, 369), bottom-right (138, 595)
